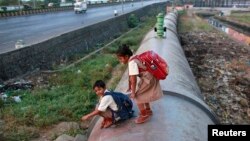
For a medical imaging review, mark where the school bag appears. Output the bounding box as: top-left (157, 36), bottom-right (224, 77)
top-left (104, 91), bottom-right (134, 123)
top-left (131, 50), bottom-right (169, 80)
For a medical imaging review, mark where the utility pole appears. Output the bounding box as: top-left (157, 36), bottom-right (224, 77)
top-left (33, 0), bottom-right (36, 8)
top-left (122, 0), bottom-right (124, 13)
top-left (18, 0), bottom-right (21, 11)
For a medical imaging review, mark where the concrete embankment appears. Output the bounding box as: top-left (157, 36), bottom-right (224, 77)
top-left (0, 2), bottom-right (167, 81)
top-left (214, 16), bottom-right (250, 35)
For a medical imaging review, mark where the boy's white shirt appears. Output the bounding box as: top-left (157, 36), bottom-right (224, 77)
top-left (97, 89), bottom-right (118, 112)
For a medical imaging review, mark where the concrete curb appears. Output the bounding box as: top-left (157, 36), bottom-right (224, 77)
top-left (0, 7), bottom-right (73, 18)
top-left (0, 1), bottom-right (139, 18)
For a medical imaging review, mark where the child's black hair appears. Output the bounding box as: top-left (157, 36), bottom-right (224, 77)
top-left (93, 80), bottom-right (106, 89)
top-left (116, 44), bottom-right (133, 57)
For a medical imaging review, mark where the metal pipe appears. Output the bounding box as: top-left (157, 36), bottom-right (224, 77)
top-left (87, 11), bottom-right (219, 141)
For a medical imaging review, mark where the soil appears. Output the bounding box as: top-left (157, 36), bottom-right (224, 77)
top-left (180, 30), bottom-right (250, 124)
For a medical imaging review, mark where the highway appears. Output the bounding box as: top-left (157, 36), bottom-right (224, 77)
top-left (0, 0), bottom-right (166, 54)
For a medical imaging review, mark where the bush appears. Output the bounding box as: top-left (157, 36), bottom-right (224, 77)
top-left (54, 3), bottom-right (60, 8)
top-left (23, 5), bottom-right (32, 10)
top-left (1, 7), bottom-right (7, 12)
top-left (127, 14), bottom-right (139, 28)
top-left (0, 99), bottom-right (4, 108)
top-left (40, 4), bottom-right (45, 9)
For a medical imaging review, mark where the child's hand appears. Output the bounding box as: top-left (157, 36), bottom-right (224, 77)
top-left (126, 88), bottom-right (131, 93)
top-left (81, 115), bottom-right (89, 121)
top-left (130, 93), bottom-right (135, 99)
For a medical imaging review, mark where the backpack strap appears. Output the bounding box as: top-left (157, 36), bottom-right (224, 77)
top-left (104, 91), bottom-right (134, 123)
top-left (104, 91), bottom-right (121, 109)
top-left (104, 91), bottom-right (124, 123)
top-left (129, 55), bottom-right (147, 73)
top-left (103, 92), bottom-right (116, 123)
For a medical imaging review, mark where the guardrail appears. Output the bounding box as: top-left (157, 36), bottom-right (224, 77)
top-left (0, 1), bottom-right (141, 18)
top-left (0, 6), bottom-right (73, 17)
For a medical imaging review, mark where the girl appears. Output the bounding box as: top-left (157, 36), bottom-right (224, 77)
top-left (116, 44), bottom-right (163, 124)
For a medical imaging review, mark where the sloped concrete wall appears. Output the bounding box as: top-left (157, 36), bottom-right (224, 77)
top-left (0, 2), bottom-right (167, 81)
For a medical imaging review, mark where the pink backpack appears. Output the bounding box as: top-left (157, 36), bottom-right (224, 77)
top-left (131, 50), bottom-right (169, 80)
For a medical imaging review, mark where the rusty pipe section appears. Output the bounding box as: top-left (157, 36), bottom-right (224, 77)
top-left (87, 11), bottom-right (219, 141)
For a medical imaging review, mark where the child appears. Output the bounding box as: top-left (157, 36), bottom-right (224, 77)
top-left (115, 44), bottom-right (163, 124)
top-left (114, 9), bottom-right (118, 16)
top-left (81, 80), bottom-right (133, 128)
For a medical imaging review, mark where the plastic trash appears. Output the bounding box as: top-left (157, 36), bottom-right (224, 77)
top-left (77, 70), bottom-right (82, 74)
top-left (0, 93), bottom-right (8, 101)
top-left (15, 40), bottom-right (25, 49)
top-left (13, 96), bottom-right (21, 103)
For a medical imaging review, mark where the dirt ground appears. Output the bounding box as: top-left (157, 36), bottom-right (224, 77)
top-left (180, 27), bottom-right (250, 124)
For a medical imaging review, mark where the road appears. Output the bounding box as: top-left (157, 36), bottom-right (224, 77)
top-left (0, 0), bottom-right (166, 54)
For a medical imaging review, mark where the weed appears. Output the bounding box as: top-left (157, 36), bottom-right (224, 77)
top-left (1, 14), bottom-right (157, 140)
top-left (128, 14), bottom-right (139, 28)
top-left (178, 10), bottom-right (213, 33)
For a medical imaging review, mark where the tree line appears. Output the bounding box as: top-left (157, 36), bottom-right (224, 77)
top-left (194, 0), bottom-right (250, 7)
top-left (0, 0), bottom-right (75, 6)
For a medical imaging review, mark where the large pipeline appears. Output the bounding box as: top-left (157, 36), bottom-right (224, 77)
top-left (87, 11), bottom-right (219, 141)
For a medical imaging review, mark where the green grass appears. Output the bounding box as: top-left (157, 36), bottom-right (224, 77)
top-left (0, 14), bottom-right (157, 141)
top-left (178, 10), bottom-right (213, 33)
top-left (229, 13), bottom-right (250, 25)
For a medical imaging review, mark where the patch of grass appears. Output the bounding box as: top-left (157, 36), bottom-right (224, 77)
top-left (229, 13), bottom-right (250, 25)
top-left (178, 10), bottom-right (194, 32)
top-left (3, 125), bottom-right (39, 141)
top-left (63, 128), bottom-right (83, 138)
top-left (128, 14), bottom-right (139, 28)
top-left (196, 20), bottom-right (213, 31)
top-left (178, 10), bottom-right (213, 33)
top-left (0, 14), bottom-right (157, 141)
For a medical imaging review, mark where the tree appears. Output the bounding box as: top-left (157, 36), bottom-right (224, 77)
top-left (0, 0), bottom-right (19, 6)
top-left (43, 0), bottom-right (60, 7)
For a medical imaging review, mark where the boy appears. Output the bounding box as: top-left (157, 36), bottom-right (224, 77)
top-left (81, 80), bottom-right (133, 128)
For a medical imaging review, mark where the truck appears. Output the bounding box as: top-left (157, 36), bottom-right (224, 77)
top-left (88, 0), bottom-right (108, 4)
top-left (74, 1), bottom-right (87, 14)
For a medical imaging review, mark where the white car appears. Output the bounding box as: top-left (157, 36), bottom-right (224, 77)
top-left (48, 3), bottom-right (54, 7)
top-left (74, 2), bottom-right (87, 13)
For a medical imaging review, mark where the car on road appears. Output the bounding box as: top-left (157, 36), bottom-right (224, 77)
top-left (74, 1), bottom-right (87, 14)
